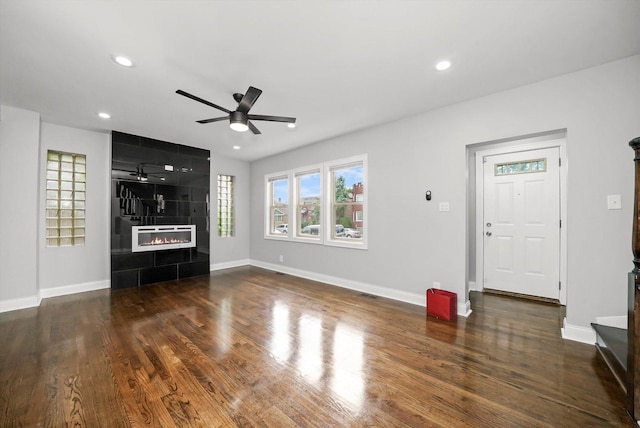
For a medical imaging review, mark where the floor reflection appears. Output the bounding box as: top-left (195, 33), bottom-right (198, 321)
top-left (331, 322), bottom-right (365, 413)
top-left (216, 297), bottom-right (232, 356)
top-left (297, 314), bottom-right (323, 383)
top-left (268, 299), bottom-right (366, 414)
top-left (270, 301), bottom-right (291, 363)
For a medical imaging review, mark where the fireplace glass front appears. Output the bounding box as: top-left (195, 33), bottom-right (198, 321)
top-left (132, 225), bottom-right (196, 252)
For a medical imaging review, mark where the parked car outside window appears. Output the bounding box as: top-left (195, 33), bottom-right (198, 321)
top-left (274, 224), bottom-right (288, 234)
top-left (343, 228), bottom-right (361, 238)
top-left (301, 224), bottom-right (320, 235)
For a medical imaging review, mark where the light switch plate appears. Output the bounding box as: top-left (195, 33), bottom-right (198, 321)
top-left (607, 194), bottom-right (621, 210)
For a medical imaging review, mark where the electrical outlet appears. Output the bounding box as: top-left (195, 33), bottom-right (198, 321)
top-left (433, 281), bottom-right (441, 289)
top-left (279, 254), bottom-right (284, 263)
top-left (439, 202), bottom-right (450, 212)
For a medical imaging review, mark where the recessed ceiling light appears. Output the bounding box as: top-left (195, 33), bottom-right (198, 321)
top-left (112, 55), bottom-right (134, 67)
top-left (98, 112), bottom-right (111, 119)
top-left (435, 60), bottom-right (451, 71)
top-left (233, 145), bottom-right (241, 150)
top-left (287, 123), bottom-right (296, 129)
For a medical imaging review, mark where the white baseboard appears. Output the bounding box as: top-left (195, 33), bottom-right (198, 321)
top-left (210, 259), bottom-right (251, 271)
top-left (0, 294), bottom-right (41, 313)
top-left (594, 315), bottom-right (627, 329)
top-left (2, 259), bottom-right (471, 318)
top-left (468, 280), bottom-right (478, 291)
top-left (250, 259), bottom-right (470, 318)
top-left (39, 279), bottom-right (110, 299)
top-left (0, 280), bottom-right (110, 314)
top-left (561, 317), bottom-right (596, 344)
top-left (460, 299), bottom-right (473, 317)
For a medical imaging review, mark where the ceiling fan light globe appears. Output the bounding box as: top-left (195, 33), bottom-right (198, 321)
top-left (230, 122), bottom-right (249, 132)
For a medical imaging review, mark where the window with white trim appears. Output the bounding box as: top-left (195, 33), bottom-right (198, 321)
top-left (45, 151), bottom-right (86, 247)
top-left (327, 157), bottom-right (365, 246)
top-left (266, 174), bottom-right (289, 236)
top-left (294, 168), bottom-right (321, 240)
top-left (264, 154), bottom-right (367, 249)
top-left (217, 174), bottom-right (234, 237)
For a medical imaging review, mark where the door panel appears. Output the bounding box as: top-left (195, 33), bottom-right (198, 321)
top-left (483, 147), bottom-right (560, 299)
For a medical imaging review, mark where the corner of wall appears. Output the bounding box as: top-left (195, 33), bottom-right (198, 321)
top-left (561, 317), bottom-right (597, 344)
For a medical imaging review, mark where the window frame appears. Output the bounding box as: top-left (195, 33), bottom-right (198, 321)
top-left (264, 154), bottom-right (367, 250)
top-left (292, 164), bottom-right (323, 244)
top-left (324, 154), bottom-right (367, 249)
top-left (265, 171), bottom-right (290, 240)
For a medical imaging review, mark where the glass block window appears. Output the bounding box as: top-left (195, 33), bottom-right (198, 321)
top-left (495, 158), bottom-right (546, 176)
top-left (46, 151), bottom-right (86, 247)
top-left (217, 174), bottom-right (235, 237)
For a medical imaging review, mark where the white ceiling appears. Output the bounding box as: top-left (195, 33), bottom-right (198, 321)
top-left (1, 1), bottom-right (639, 162)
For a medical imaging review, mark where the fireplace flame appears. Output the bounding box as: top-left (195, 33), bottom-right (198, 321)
top-left (141, 236), bottom-right (191, 246)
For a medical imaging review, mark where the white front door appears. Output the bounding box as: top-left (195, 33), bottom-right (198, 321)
top-left (483, 147), bottom-right (560, 299)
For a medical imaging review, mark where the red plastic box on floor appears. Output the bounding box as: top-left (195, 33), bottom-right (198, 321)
top-left (426, 288), bottom-right (457, 320)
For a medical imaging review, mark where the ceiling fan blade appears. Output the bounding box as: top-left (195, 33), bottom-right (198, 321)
top-left (196, 116), bottom-right (229, 124)
top-left (248, 121), bottom-right (261, 135)
top-left (176, 89), bottom-right (231, 114)
top-left (237, 86), bottom-right (263, 114)
top-left (247, 114), bottom-right (296, 124)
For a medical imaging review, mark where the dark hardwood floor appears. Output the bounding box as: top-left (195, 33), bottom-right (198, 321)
top-left (0, 266), bottom-right (633, 427)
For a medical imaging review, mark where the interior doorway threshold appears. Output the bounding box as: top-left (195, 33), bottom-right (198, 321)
top-left (483, 288), bottom-right (561, 305)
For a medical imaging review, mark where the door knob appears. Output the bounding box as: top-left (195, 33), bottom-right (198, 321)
top-left (486, 231), bottom-right (492, 237)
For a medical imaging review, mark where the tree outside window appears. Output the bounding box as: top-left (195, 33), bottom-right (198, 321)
top-left (330, 163), bottom-right (364, 240)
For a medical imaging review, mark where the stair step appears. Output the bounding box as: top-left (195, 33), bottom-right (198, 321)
top-left (592, 323), bottom-right (627, 393)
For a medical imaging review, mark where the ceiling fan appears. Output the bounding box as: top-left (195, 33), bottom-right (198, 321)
top-left (176, 86), bottom-right (296, 135)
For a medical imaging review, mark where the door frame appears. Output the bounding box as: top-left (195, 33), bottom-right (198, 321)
top-left (474, 135), bottom-right (568, 305)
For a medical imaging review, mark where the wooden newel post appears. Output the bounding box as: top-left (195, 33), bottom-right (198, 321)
top-left (628, 137), bottom-right (640, 420)
top-left (632, 137), bottom-right (640, 273)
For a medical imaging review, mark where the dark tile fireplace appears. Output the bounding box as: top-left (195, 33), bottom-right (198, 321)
top-left (111, 131), bottom-right (210, 290)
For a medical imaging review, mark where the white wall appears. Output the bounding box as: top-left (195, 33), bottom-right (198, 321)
top-left (250, 55), bottom-right (640, 337)
top-left (210, 154), bottom-right (251, 269)
top-left (0, 106), bottom-right (40, 310)
top-left (38, 123), bottom-right (111, 297)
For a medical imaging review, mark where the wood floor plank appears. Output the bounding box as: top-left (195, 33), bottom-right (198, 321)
top-left (0, 266), bottom-right (634, 426)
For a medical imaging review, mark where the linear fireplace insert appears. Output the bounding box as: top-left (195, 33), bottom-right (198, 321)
top-left (132, 225), bottom-right (196, 252)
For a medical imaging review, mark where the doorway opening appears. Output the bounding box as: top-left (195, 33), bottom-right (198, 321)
top-left (466, 130), bottom-right (567, 305)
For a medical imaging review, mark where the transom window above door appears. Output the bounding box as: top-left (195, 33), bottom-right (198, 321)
top-left (494, 158), bottom-right (546, 176)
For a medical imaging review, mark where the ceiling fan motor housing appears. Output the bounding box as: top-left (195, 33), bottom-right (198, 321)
top-left (229, 111), bottom-right (249, 131)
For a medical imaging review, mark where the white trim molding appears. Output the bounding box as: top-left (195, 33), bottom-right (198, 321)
top-left (251, 259), bottom-right (471, 318)
top-left (39, 279), bottom-right (110, 299)
top-left (210, 259), bottom-right (251, 271)
top-left (0, 295), bottom-right (41, 313)
top-left (561, 317), bottom-right (597, 344)
top-left (595, 315), bottom-right (627, 330)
